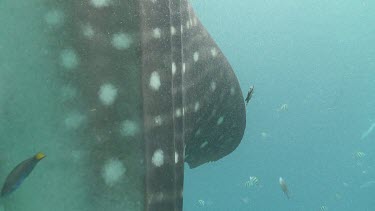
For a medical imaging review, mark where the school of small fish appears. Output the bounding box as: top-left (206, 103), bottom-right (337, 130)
top-left (244, 176), bottom-right (259, 188)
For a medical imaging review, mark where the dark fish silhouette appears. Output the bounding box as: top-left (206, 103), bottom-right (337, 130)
top-left (1, 153), bottom-right (46, 197)
top-left (279, 177), bottom-right (290, 199)
top-left (245, 85), bottom-right (254, 105)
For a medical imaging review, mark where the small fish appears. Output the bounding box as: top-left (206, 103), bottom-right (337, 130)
top-left (198, 199), bottom-right (205, 207)
top-left (277, 103), bottom-right (288, 112)
top-left (1, 152), bottom-right (46, 197)
top-left (279, 177), bottom-right (290, 199)
top-left (354, 151), bottom-right (366, 159)
top-left (361, 122), bottom-right (375, 140)
top-left (360, 180), bottom-right (375, 189)
top-left (245, 85), bottom-right (254, 106)
top-left (244, 176), bottom-right (259, 188)
top-left (320, 205), bottom-right (328, 211)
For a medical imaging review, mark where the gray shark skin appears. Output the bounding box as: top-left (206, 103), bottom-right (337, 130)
top-left (44, 0), bottom-right (246, 210)
top-left (180, 0), bottom-right (246, 169)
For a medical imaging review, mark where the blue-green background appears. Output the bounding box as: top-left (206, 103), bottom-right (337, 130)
top-left (185, 0), bottom-right (375, 210)
top-left (0, 0), bottom-right (374, 210)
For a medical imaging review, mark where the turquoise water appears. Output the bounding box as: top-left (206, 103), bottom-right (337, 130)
top-left (1, 0), bottom-right (375, 210)
top-left (185, 0), bottom-right (375, 210)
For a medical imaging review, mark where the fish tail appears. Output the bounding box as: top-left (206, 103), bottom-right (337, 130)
top-left (285, 190), bottom-right (292, 199)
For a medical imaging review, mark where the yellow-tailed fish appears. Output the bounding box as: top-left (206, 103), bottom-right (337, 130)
top-left (1, 152), bottom-right (46, 197)
top-left (279, 177), bottom-right (290, 199)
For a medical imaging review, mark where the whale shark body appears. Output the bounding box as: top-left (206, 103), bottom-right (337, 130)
top-left (1, 0), bottom-right (245, 210)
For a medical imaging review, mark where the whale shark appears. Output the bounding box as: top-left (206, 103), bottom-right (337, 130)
top-left (0, 0), bottom-right (245, 210)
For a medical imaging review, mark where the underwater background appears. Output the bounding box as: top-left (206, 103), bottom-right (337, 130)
top-left (185, 0), bottom-right (375, 210)
top-left (0, 0), bottom-right (374, 210)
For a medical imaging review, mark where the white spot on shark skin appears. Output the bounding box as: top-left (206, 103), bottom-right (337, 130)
top-left (60, 49), bottom-right (79, 70)
top-left (120, 120), bottom-right (139, 137)
top-left (90, 0), bottom-right (111, 8)
top-left (172, 62), bottom-right (176, 75)
top-left (195, 128), bottom-right (201, 137)
top-left (102, 158), bottom-right (126, 187)
top-left (193, 17), bottom-right (198, 26)
top-left (82, 24), bottom-right (95, 39)
top-left (149, 71), bottom-right (161, 91)
top-left (218, 134), bottom-right (224, 141)
top-left (211, 47), bottom-right (218, 57)
top-left (230, 86), bottom-right (235, 95)
top-left (211, 109), bottom-right (217, 117)
top-left (155, 192), bottom-right (164, 202)
top-left (181, 25), bottom-right (184, 34)
top-left (175, 108), bottom-right (182, 117)
top-left (200, 141), bottom-right (208, 148)
top-left (98, 83), bottom-right (118, 106)
top-left (182, 63), bottom-right (186, 74)
top-left (64, 112), bottom-right (85, 130)
top-left (194, 102), bottom-right (200, 112)
top-left (171, 26), bottom-right (176, 35)
top-left (112, 33), bottom-right (132, 50)
top-left (150, 0), bottom-right (157, 3)
top-left (186, 20), bottom-right (190, 29)
top-left (217, 116), bottom-right (225, 125)
top-left (152, 28), bottom-right (161, 39)
top-left (193, 51), bottom-right (199, 62)
top-left (210, 81), bottom-right (216, 91)
top-left (175, 152), bottom-right (179, 164)
top-left (44, 9), bottom-right (64, 26)
top-left (152, 149), bottom-right (164, 167)
top-left (154, 115), bottom-right (162, 126)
